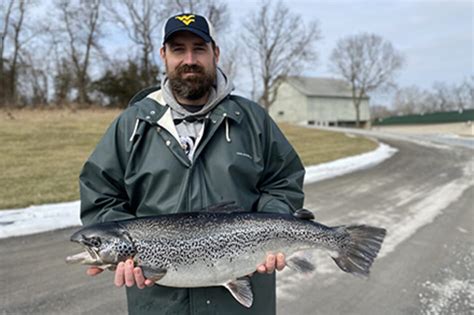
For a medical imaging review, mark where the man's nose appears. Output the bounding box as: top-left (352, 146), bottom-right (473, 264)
top-left (183, 51), bottom-right (196, 64)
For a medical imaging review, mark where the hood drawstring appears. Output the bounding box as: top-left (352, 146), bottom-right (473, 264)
top-left (225, 116), bottom-right (231, 143)
top-left (129, 118), bottom-right (140, 142)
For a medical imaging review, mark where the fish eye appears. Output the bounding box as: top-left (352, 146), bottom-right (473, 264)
top-left (89, 237), bottom-right (101, 248)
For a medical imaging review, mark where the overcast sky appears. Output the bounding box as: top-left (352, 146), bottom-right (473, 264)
top-left (227, 0), bottom-right (473, 102)
top-left (24, 0), bottom-right (473, 105)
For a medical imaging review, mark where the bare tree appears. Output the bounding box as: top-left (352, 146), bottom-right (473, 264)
top-left (246, 54), bottom-right (260, 102)
top-left (431, 78), bottom-right (474, 112)
top-left (391, 78), bottom-right (474, 116)
top-left (1, 0), bottom-right (29, 105)
top-left (105, 0), bottom-right (165, 86)
top-left (8, 0), bottom-right (27, 104)
top-left (457, 76), bottom-right (474, 110)
top-left (330, 33), bottom-right (404, 127)
top-left (56, 0), bottom-right (103, 105)
top-left (18, 48), bottom-right (52, 106)
top-left (53, 56), bottom-right (74, 104)
top-left (0, 0), bottom-right (15, 105)
top-left (0, 0), bottom-right (58, 107)
top-left (392, 85), bottom-right (430, 115)
top-left (218, 39), bottom-right (239, 81)
top-left (370, 104), bottom-right (394, 120)
top-left (242, 0), bottom-right (320, 111)
top-left (431, 81), bottom-right (452, 112)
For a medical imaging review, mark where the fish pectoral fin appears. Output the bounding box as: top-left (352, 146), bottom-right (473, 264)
top-left (95, 264), bottom-right (114, 271)
top-left (141, 266), bottom-right (167, 283)
top-left (287, 254), bottom-right (315, 274)
top-left (224, 276), bottom-right (254, 308)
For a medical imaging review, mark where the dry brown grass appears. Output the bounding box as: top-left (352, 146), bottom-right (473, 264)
top-left (0, 109), bottom-right (377, 209)
top-left (280, 123), bottom-right (378, 166)
top-left (0, 108), bottom-right (121, 209)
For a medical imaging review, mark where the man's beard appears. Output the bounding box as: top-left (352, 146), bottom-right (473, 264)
top-left (167, 62), bottom-right (216, 101)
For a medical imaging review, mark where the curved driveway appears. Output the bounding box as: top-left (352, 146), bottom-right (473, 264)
top-left (278, 130), bottom-right (473, 315)
top-left (1, 130), bottom-right (472, 315)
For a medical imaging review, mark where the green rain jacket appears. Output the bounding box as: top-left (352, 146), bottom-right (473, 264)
top-left (79, 88), bottom-right (305, 315)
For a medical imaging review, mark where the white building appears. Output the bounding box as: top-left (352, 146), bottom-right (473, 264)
top-left (270, 76), bottom-right (371, 127)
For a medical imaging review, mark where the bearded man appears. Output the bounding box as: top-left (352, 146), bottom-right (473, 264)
top-left (80, 13), bottom-right (305, 315)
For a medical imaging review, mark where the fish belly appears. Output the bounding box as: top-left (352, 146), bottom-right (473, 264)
top-left (144, 241), bottom-right (300, 288)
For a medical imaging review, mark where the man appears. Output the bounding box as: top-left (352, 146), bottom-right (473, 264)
top-left (80, 13), bottom-right (305, 315)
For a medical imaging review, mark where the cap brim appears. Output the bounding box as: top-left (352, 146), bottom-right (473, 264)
top-left (163, 28), bottom-right (212, 44)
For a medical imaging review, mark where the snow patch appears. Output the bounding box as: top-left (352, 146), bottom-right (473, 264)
top-left (0, 201), bottom-right (81, 239)
top-left (457, 227), bottom-right (468, 234)
top-left (304, 143), bottom-right (397, 184)
top-left (419, 277), bottom-right (474, 315)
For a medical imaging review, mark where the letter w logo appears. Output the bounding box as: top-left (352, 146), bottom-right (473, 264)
top-left (175, 15), bottom-right (195, 26)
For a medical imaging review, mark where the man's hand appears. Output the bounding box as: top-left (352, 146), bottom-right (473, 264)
top-left (86, 267), bottom-right (104, 276)
top-left (256, 253), bottom-right (286, 274)
top-left (86, 259), bottom-right (154, 289)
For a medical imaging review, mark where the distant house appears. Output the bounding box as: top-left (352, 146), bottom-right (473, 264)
top-left (269, 76), bottom-right (370, 127)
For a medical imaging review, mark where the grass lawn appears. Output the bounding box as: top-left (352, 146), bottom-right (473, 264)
top-left (0, 109), bottom-right (377, 209)
top-left (280, 123), bottom-right (377, 166)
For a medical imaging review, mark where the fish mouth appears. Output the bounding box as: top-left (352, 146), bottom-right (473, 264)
top-left (66, 233), bottom-right (104, 265)
top-left (65, 245), bottom-right (103, 265)
top-left (65, 250), bottom-right (95, 264)
top-left (66, 231), bottom-right (102, 265)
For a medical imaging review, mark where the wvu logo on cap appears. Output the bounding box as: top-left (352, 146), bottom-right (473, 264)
top-left (175, 14), bottom-right (195, 26)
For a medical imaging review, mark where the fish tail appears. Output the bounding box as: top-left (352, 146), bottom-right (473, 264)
top-left (332, 225), bottom-right (386, 276)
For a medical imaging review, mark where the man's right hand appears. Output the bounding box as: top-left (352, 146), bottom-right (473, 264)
top-left (86, 259), bottom-right (154, 289)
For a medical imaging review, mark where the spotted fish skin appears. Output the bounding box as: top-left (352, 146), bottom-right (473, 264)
top-left (126, 212), bottom-right (337, 286)
top-left (67, 210), bottom-right (386, 306)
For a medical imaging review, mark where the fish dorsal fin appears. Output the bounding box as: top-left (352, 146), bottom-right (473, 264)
top-left (223, 276), bottom-right (254, 308)
top-left (294, 208), bottom-right (315, 220)
top-left (197, 201), bottom-right (246, 213)
top-left (286, 253), bottom-right (315, 273)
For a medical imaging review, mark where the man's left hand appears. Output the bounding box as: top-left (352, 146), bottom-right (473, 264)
top-left (257, 253), bottom-right (286, 274)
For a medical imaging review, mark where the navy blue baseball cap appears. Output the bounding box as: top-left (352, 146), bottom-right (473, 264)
top-left (162, 13), bottom-right (216, 45)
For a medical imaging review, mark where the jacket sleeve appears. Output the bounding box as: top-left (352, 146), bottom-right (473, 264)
top-left (256, 116), bottom-right (305, 215)
top-left (79, 112), bottom-right (137, 225)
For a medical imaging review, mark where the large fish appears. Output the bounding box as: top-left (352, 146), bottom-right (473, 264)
top-left (66, 203), bottom-right (386, 308)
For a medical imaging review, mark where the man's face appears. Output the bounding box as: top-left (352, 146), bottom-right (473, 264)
top-left (160, 31), bottom-right (220, 101)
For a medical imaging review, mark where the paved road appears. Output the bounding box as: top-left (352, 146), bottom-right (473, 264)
top-left (1, 131), bottom-right (473, 315)
top-left (277, 132), bottom-right (473, 315)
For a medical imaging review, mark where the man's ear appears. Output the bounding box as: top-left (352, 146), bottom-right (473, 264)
top-left (160, 46), bottom-right (166, 61)
top-left (214, 45), bottom-right (220, 64)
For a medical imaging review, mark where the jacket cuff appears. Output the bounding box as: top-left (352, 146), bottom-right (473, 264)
top-left (257, 196), bottom-right (292, 214)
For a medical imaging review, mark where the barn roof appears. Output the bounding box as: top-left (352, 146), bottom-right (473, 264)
top-left (286, 76), bottom-right (369, 99)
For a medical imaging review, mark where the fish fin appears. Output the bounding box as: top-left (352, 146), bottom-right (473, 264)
top-left (293, 208), bottom-right (315, 220)
top-left (141, 266), bottom-right (167, 283)
top-left (198, 201), bottom-right (246, 213)
top-left (286, 254), bottom-right (315, 273)
top-left (223, 276), bottom-right (254, 308)
top-left (332, 225), bottom-right (386, 277)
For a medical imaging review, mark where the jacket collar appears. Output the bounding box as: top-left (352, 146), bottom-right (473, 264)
top-left (134, 90), bottom-right (243, 125)
top-left (208, 96), bottom-right (243, 125)
top-left (132, 91), bottom-right (180, 142)
top-left (133, 90), bottom-right (168, 124)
